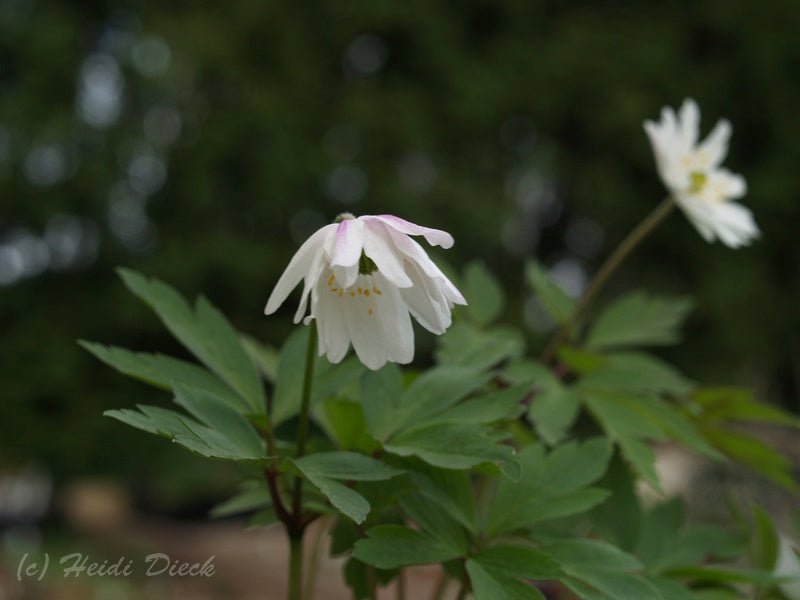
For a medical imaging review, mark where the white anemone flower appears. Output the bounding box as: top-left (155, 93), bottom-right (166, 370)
top-left (644, 98), bottom-right (760, 248)
top-left (264, 213), bottom-right (467, 370)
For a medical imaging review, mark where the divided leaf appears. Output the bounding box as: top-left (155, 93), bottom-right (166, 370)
top-left (117, 269), bottom-right (265, 414)
top-left (586, 292), bottom-right (693, 350)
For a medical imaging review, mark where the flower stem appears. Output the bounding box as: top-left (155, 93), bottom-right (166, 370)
top-left (286, 321), bottom-right (318, 600)
top-left (541, 197), bottom-right (675, 363)
top-left (288, 532), bottom-right (303, 600)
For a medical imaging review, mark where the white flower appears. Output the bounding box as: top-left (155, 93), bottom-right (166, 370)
top-left (264, 214), bottom-right (467, 370)
top-left (644, 98), bottom-right (760, 248)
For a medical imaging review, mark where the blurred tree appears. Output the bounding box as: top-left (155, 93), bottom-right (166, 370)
top-left (1, 0), bottom-right (798, 488)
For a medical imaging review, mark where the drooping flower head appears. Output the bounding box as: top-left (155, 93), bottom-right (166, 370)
top-left (265, 213), bottom-right (467, 370)
top-left (644, 99), bottom-right (760, 248)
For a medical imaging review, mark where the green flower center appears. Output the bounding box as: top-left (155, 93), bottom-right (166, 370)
top-left (688, 171), bottom-right (707, 193)
top-left (359, 252), bottom-right (378, 275)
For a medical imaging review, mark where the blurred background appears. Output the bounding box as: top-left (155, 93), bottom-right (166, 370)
top-left (1, 0), bottom-right (798, 597)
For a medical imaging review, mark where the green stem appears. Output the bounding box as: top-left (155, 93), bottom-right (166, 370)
top-left (541, 197), bottom-right (675, 363)
top-left (287, 321), bottom-right (318, 600)
top-left (288, 532), bottom-right (304, 600)
top-left (396, 568), bottom-right (406, 600)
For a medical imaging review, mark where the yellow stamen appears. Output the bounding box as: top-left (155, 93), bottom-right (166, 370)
top-left (327, 274), bottom-right (335, 286)
top-left (373, 287), bottom-right (382, 295)
top-left (368, 308), bottom-right (373, 316)
top-left (364, 290), bottom-right (370, 297)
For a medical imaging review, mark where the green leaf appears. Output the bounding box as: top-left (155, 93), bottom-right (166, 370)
top-left (290, 451), bottom-right (403, 482)
top-left (400, 492), bottom-right (469, 554)
top-left (750, 505), bottom-right (780, 570)
top-left (702, 425), bottom-right (798, 491)
top-left (79, 342), bottom-right (249, 413)
top-left (106, 402), bottom-right (267, 461)
top-left (287, 452), bottom-right (402, 523)
top-left (352, 525), bottom-right (462, 568)
top-left (360, 363), bottom-right (404, 441)
top-left (693, 387), bottom-right (800, 429)
top-left (541, 539), bottom-right (661, 599)
top-left (474, 545), bottom-right (563, 580)
top-left (464, 261), bottom-right (505, 326)
top-left (466, 559), bottom-right (510, 600)
top-left (409, 466), bottom-right (478, 532)
top-left (529, 386), bottom-right (580, 446)
top-left (117, 269), bottom-right (265, 414)
top-left (525, 261), bottom-right (575, 324)
top-left (240, 335), bottom-right (279, 383)
top-left (385, 423), bottom-right (518, 478)
top-left (273, 328), bottom-right (364, 424)
top-left (104, 405), bottom-right (191, 438)
top-left (436, 323), bottom-right (525, 371)
top-left (319, 397), bottom-right (377, 452)
top-left (579, 352), bottom-right (693, 396)
top-left (210, 481), bottom-right (270, 518)
top-left (487, 439), bottom-right (613, 535)
top-left (432, 384), bottom-right (527, 425)
top-left (399, 365), bottom-right (492, 429)
top-left (586, 292), bottom-right (693, 350)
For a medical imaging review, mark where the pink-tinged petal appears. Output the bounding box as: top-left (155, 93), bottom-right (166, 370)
top-left (362, 221), bottom-right (413, 288)
top-left (366, 214), bottom-right (454, 248)
top-left (292, 249), bottom-right (327, 323)
top-left (330, 218), bottom-right (365, 267)
top-left (264, 224), bottom-right (335, 315)
top-left (384, 228), bottom-right (467, 305)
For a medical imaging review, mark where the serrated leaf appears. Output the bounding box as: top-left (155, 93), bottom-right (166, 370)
top-left (352, 525), bottom-right (462, 568)
top-left (385, 423), bottom-right (518, 478)
top-left (240, 335), bottom-right (278, 383)
top-left (431, 384), bottom-right (527, 425)
top-left (80, 342), bottom-right (250, 413)
top-left (400, 492), bottom-right (469, 554)
top-left (399, 365), bottom-right (492, 429)
top-left (436, 323), bottom-right (525, 371)
top-left (474, 545), bottom-right (563, 580)
top-left (464, 261), bottom-right (505, 326)
top-left (586, 292), bottom-right (693, 350)
top-left (693, 387), bottom-right (800, 429)
top-left (117, 269), bottom-right (265, 414)
top-left (487, 439), bottom-right (613, 535)
top-left (466, 559), bottom-right (509, 600)
top-left (525, 261), bottom-right (575, 324)
top-left (408, 466), bottom-right (478, 532)
top-left (529, 386), bottom-right (580, 446)
top-left (210, 481), bottom-right (270, 518)
top-left (579, 352), bottom-right (693, 396)
top-left (287, 452), bottom-right (402, 523)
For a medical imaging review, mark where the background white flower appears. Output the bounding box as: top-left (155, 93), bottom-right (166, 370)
top-left (264, 214), bottom-right (466, 370)
top-left (644, 98), bottom-right (760, 248)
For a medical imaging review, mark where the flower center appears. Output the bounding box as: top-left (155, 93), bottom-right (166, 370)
top-left (688, 171), bottom-right (707, 193)
top-left (359, 252), bottom-right (378, 275)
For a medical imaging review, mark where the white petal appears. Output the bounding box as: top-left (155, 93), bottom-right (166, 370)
top-left (678, 98), bottom-right (700, 148)
top-left (677, 195), bottom-right (759, 248)
top-left (698, 119), bottom-right (732, 169)
top-left (385, 228), bottom-right (467, 305)
top-left (264, 224), bottom-right (335, 315)
top-left (314, 274), bottom-right (350, 364)
top-left (400, 261), bottom-right (452, 334)
top-left (362, 220), bottom-right (413, 288)
top-left (366, 214), bottom-right (455, 248)
top-left (330, 218), bottom-right (364, 268)
top-left (292, 249), bottom-right (327, 323)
